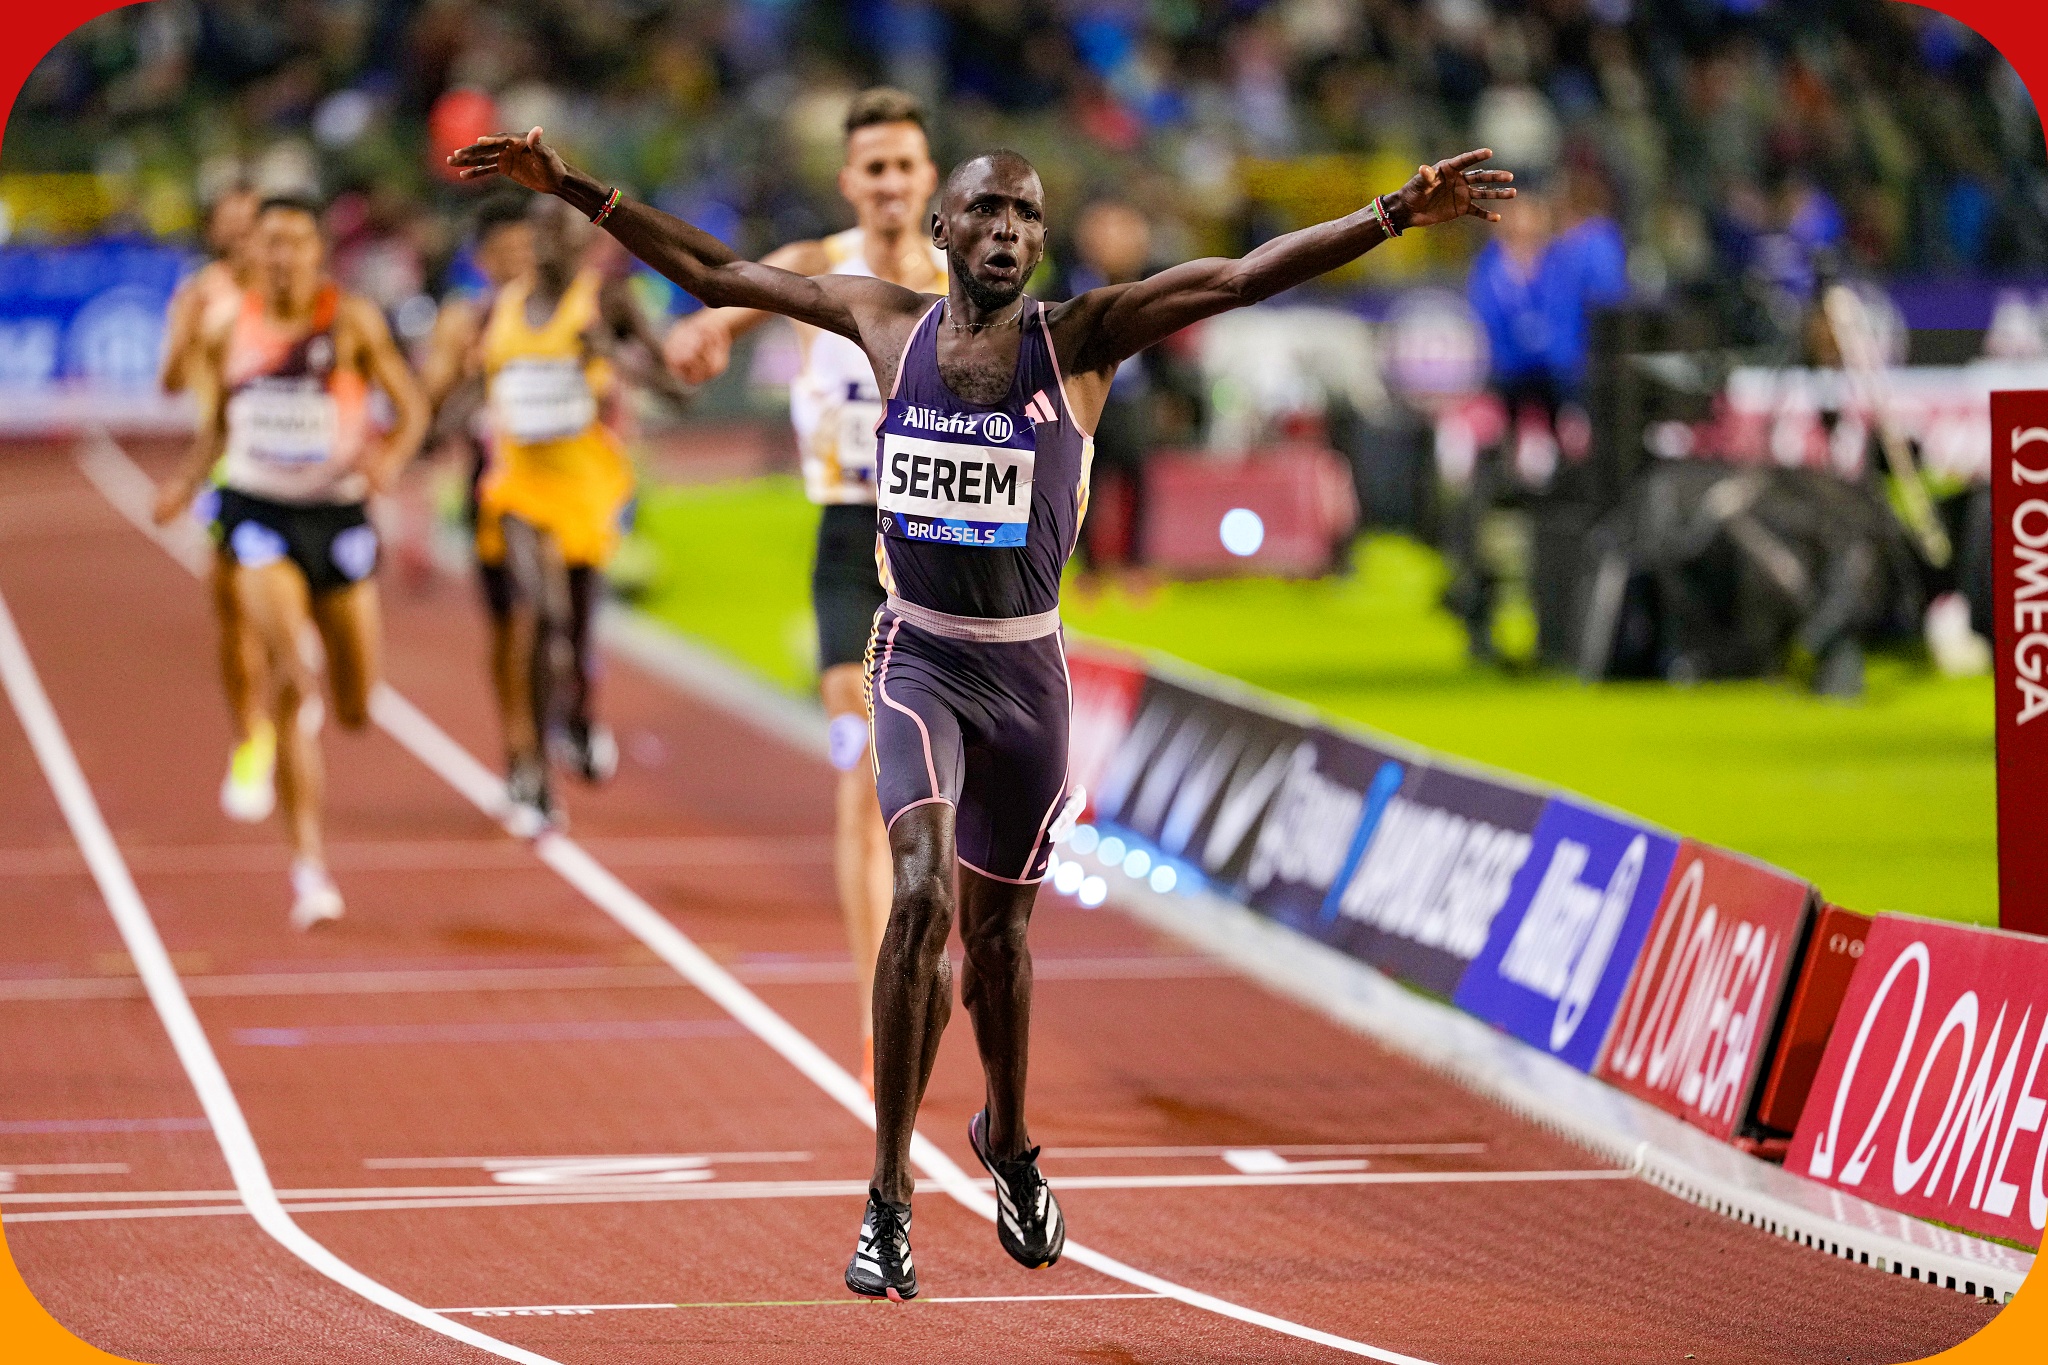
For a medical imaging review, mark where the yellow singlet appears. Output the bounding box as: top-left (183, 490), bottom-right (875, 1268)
top-left (475, 270), bottom-right (634, 568)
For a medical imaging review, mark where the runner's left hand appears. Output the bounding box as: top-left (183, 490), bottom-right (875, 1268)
top-left (1388, 150), bottom-right (1516, 230)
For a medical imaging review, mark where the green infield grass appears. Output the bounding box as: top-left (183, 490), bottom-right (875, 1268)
top-left (632, 475), bottom-right (1996, 926)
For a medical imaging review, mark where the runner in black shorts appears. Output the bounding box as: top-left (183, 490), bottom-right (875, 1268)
top-left (153, 196), bottom-right (428, 930)
top-left (455, 124), bottom-right (1513, 1300)
top-left (665, 89), bottom-right (946, 1094)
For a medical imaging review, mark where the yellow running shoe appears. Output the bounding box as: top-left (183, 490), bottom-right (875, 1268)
top-left (220, 721), bottom-right (276, 823)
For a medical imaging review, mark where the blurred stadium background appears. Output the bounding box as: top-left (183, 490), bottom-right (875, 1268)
top-left (5, 0), bottom-right (2043, 924)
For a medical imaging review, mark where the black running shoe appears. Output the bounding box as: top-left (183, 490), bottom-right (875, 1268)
top-left (968, 1110), bottom-right (1065, 1269)
top-left (550, 720), bottom-right (618, 785)
top-left (845, 1188), bottom-right (918, 1301)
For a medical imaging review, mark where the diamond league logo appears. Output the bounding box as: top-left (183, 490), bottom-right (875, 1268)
top-left (982, 411), bottom-right (1014, 443)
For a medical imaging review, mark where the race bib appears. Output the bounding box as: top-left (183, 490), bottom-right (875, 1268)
top-left (834, 399), bottom-right (884, 479)
top-left (226, 380), bottom-right (338, 466)
top-left (876, 400), bottom-right (1033, 549)
top-left (490, 358), bottom-right (597, 444)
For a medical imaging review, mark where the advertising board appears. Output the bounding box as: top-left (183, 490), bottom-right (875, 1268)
top-left (1752, 903), bottom-right (1873, 1135)
top-left (1991, 389), bottom-right (2048, 936)
top-left (1452, 799), bottom-right (1679, 1072)
top-left (1788, 914), bottom-right (2048, 1251)
top-left (1323, 764), bottom-right (1547, 996)
top-left (1594, 842), bottom-right (1813, 1140)
top-left (1241, 728), bottom-right (1402, 935)
top-left (1063, 649), bottom-right (1147, 822)
top-left (1087, 675), bottom-right (1308, 890)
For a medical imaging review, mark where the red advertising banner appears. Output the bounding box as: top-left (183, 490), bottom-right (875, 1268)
top-left (1992, 389), bottom-right (2048, 937)
top-left (1595, 842), bottom-right (1812, 1141)
top-left (1064, 647), bottom-right (1147, 822)
top-left (1786, 915), bottom-right (2048, 1251)
top-left (1751, 904), bottom-right (1873, 1135)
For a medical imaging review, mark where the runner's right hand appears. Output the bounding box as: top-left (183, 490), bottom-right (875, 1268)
top-left (448, 127), bottom-right (568, 195)
top-left (662, 317), bottom-right (731, 385)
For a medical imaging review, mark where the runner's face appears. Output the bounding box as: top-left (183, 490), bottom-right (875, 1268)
top-left (208, 191), bottom-right (260, 262)
top-left (255, 208), bottom-right (324, 309)
top-left (840, 123), bottom-right (938, 237)
top-left (528, 198), bottom-right (588, 277)
top-left (477, 222), bottom-right (535, 288)
top-left (935, 158), bottom-right (1045, 311)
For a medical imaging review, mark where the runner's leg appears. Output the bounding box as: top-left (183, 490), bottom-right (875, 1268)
top-left (212, 545), bottom-right (266, 741)
top-left (308, 579), bottom-right (381, 731)
top-left (501, 513), bottom-right (573, 751)
top-left (822, 661), bottom-right (892, 1061)
top-left (957, 867), bottom-right (1039, 1159)
top-left (234, 559), bottom-right (324, 867)
top-left (870, 800), bottom-right (956, 1205)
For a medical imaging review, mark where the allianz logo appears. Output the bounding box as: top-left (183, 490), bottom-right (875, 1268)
top-left (1499, 834), bottom-right (1649, 1052)
top-left (1334, 797), bottom-right (1533, 960)
top-left (900, 404), bottom-right (1011, 441)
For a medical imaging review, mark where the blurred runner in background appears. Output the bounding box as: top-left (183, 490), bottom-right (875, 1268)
top-left (663, 87), bottom-right (944, 1095)
top-left (159, 184), bottom-right (275, 823)
top-left (1063, 199), bottom-right (1156, 596)
top-left (152, 195), bottom-right (429, 928)
top-left (468, 195), bottom-right (683, 831)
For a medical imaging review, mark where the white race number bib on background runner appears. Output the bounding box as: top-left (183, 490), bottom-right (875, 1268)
top-left (876, 401), bottom-right (1034, 549)
top-left (490, 358), bottom-right (597, 444)
top-left (226, 381), bottom-right (339, 466)
top-left (833, 399), bottom-right (885, 481)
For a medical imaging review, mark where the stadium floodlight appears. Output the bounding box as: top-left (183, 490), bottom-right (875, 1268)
top-left (1078, 876), bottom-right (1109, 908)
top-left (1122, 848), bottom-right (1151, 878)
top-left (1149, 865), bottom-right (1179, 894)
top-left (1053, 859), bottom-right (1086, 896)
top-left (1097, 835), bottom-right (1127, 866)
top-left (1069, 823), bottom-right (1099, 855)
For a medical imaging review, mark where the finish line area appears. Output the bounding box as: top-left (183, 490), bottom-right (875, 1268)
top-left (0, 435), bottom-right (2000, 1364)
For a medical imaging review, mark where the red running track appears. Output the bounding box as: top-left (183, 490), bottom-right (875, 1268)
top-left (0, 436), bottom-right (2000, 1364)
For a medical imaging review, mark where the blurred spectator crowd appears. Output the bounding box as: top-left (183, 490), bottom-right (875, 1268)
top-left (6, 0), bottom-right (2044, 334)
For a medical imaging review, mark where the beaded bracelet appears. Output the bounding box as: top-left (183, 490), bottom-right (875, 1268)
top-left (590, 187), bottom-right (622, 228)
top-left (1373, 193), bottom-right (1403, 238)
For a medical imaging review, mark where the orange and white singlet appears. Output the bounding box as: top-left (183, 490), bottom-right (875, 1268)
top-left (218, 285), bottom-right (370, 504)
top-left (789, 228), bottom-right (947, 506)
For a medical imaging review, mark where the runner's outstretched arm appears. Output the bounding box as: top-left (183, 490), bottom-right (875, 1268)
top-left (663, 240), bottom-right (828, 384)
top-left (153, 324), bottom-right (231, 525)
top-left (449, 130), bottom-right (920, 348)
top-left (1057, 149), bottom-right (1515, 375)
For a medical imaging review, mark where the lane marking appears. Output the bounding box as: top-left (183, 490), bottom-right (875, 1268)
top-left (1041, 1143), bottom-right (1487, 1159)
top-left (4, 1168), bottom-right (1640, 1224)
top-left (0, 834), bottom-right (833, 877)
top-left (84, 433), bottom-right (1436, 1364)
top-left (0, 955), bottom-right (1229, 1003)
top-left (439, 1292), bottom-right (1167, 1315)
top-left (0, 1117), bottom-right (207, 1134)
top-left (0, 585), bottom-right (564, 1365)
top-left (231, 1018), bottom-right (749, 1047)
top-left (364, 1151), bottom-right (813, 1170)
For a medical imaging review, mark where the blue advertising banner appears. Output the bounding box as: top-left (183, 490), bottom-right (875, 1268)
top-left (1088, 676), bottom-right (1307, 891)
top-left (1324, 764), bottom-right (1547, 997)
top-left (0, 242), bottom-right (192, 390)
top-left (1452, 799), bottom-right (1680, 1072)
top-left (1240, 728), bottom-right (1402, 935)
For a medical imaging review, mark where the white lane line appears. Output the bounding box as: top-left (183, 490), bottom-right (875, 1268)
top-left (84, 434), bottom-right (1433, 1365)
top-left (439, 1292), bottom-right (1166, 1315)
top-left (0, 587), bottom-right (563, 1365)
top-left (0, 954), bottom-right (1228, 1003)
top-left (4, 1166), bottom-right (1633, 1206)
top-left (1042, 1143), bottom-right (1487, 1159)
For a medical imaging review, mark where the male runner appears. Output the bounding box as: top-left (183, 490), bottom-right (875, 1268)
top-left (464, 195), bottom-right (683, 829)
top-left (452, 126), bottom-right (1511, 1299)
top-left (153, 196), bottom-right (429, 928)
top-left (662, 87), bottom-right (945, 1093)
top-left (160, 185), bottom-right (275, 824)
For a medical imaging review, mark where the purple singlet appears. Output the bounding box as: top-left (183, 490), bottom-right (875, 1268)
top-left (863, 298), bottom-right (1090, 883)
